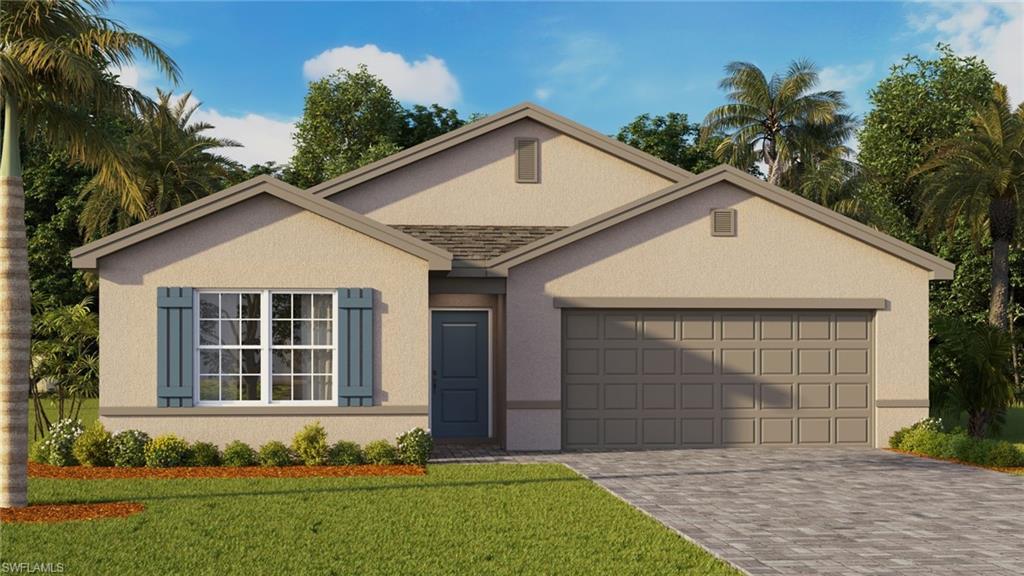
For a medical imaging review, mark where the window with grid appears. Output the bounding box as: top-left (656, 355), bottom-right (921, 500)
top-left (271, 293), bottom-right (334, 401)
top-left (198, 292), bottom-right (262, 401)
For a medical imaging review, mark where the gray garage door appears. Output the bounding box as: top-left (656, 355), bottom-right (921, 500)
top-left (562, 310), bottom-right (873, 449)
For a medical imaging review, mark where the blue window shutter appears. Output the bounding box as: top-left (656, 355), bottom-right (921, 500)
top-left (337, 288), bottom-right (374, 406)
top-left (157, 287), bottom-right (195, 407)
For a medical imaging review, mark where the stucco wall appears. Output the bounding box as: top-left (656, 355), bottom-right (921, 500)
top-left (97, 194), bottom-right (430, 445)
top-left (327, 119), bottom-right (675, 226)
top-left (505, 182), bottom-right (932, 450)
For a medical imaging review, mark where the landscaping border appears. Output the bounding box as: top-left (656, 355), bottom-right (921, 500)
top-left (0, 502), bottom-right (145, 524)
top-left (887, 449), bottom-right (1024, 475)
top-left (28, 462), bottom-right (425, 479)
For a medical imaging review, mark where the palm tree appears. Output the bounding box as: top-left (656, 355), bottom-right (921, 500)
top-left (701, 60), bottom-right (853, 187)
top-left (0, 0), bottom-right (177, 508)
top-left (912, 83), bottom-right (1024, 329)
top-left (80, 90), bottom-right (240, 239)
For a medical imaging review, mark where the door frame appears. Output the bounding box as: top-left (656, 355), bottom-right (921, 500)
top-left (429, 308), bottom-right (493, 438)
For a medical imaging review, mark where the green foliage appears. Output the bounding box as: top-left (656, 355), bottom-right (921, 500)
top-left (291, 421), bottom-right (330, 466)
top-left (110, 430), bottom-right (150, 467)
top-left (29, 440), bottom-right (47, 464)
top-left (616, 113), bottom-right (719, 173)
top-left (144, 434), bottom-right (192, 468)
top-left (72, 422), bottom-right (113, 467)
top-left (258, 441), bottom-right (295, 467)
top-left (400, 104), bottom-right (466, 149)
top-left (892, 422), bottom-right (1024, 468)
top-left (888, 416), bottom-right (943, 448)
top-left (36, 418), bottom-right (84, 466)
top-left (188, 442), bottom-right (222, 467)
top-left (395, 428), bottom-right (433, 465)
top-left (362, 439), bottom-right (399, 465)
top-left (328, 440), bottom-right (363, 466)
top-left (222, 440), bottom-right (258, 467)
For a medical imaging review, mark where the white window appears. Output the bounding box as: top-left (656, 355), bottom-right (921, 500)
top-left (196, 290), bottom-right (335, 405)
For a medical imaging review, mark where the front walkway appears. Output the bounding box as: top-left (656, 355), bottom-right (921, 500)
top-left (433, 445), bottom-right (1024, 575)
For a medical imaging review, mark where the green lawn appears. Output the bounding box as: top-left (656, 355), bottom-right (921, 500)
top-left (998, 406), bottom-right (1024, 444)
top-left (1, 464), bottom-right (738, 575)
top-left (28, 398), bottom-right (98, 440)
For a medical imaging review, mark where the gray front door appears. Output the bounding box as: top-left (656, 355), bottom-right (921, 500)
top-left (431, 311), bottom-right (489, 438)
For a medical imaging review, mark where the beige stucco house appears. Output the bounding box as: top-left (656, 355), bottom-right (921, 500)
top-left (72, 103), bottom-right (953, 451)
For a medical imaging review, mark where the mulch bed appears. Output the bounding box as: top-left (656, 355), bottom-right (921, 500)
top-left (1, 501), bottom-right (145, 524)
top-left (887, 448), bottom-right (1024, 474)
top-left (28, 462), bottom-right (425, 479)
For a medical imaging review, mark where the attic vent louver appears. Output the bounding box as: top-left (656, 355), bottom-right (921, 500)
top-left (711, 209), bottom-right (737, 236)
top-left (515, 138), bottom-right (540, 183)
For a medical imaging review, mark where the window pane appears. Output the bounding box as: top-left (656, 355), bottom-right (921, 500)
top-left (200, 321), bottom-right (219, 346)
top-left (293, 320), bottom-right (312, 345)
top-left (200, 377), bottom-right (219, 401)
top-left (313, 294), bottom-right (332, 319)
top-left (241, 293), bottom-right (261, 319)
top-left (199, 294), bottom-right (220, 319)
top-left (241, 376), bottom-right (261, 400)
top-left (200, 350), bottom-right (219, 375)
top-left (220, 320), bottom-right (240, 346)
top-left (221, 376), bottom-right (240, 401)
top-left (221, 349), bottom-right (240, 374)
top-left (313, 321), bottom-right (331, 346)
top-left (272, 321), bottom-right (291, 345)
top-left (272, 375), bottom-right (291, 401)
top-left (220, 293), bottom-right (240, 319)
top-left (313, 349), bottom-right (332, 374)
top-left (272, 350), bottom-right (291, 374)
top-left (272, 294), bottom-right (291, 319)
top-left (242, 349), bottom-right (260, 374)
top-left (241, 320), bottom-right (260, 346)
top-left (293, 349), bottom-right (311, 373)
top-left (313, 375), bottom-right (332, 400)
top-left (293, 375), bottom-right (311, 400)
top-left (293, 294), bottom-right (312, 319)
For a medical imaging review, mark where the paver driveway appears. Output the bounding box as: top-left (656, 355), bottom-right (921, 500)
top-left (558, 448), bottom-right (1024, 575)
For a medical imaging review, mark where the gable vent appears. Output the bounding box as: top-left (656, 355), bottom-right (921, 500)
top-left (711, 209), bottom-right (737, 236)
top-left (515, 138), bottom-right (540, 183)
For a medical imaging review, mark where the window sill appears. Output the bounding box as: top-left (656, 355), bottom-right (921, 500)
top-left (101, 405), bottom-right (427, 417)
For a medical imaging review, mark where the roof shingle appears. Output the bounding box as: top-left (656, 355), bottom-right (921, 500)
top-left (393, 225), bottom-right (566, 263)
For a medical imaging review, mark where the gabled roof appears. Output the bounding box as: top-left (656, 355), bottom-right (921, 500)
top-left (485, 164), bottom-right (955, 280)
top-left (71, 175), bottom-right (452, 270)
top-left (307, 102), bottom-right (694, 198)
top-left (394, 225), bottom-right (566, 264)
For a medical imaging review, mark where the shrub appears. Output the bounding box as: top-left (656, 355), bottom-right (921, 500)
top-left (38, 418), bottom-right (84, 466)
top-left (144, 434), bottom-right (192, 468)
top-left (987, 441), bottom-right (1024, 468)
top-left (111, 430), bottom-right (150, 467)
top-left (363, 439), bottom-right (399, 465)
top-left (189, 442), bottom-right (222, 467)
top-left (891, 422), bottom-right (1024, 468)
top-left (292, 421), bottom-right (329, 466)
top-left (888, 417), bottom-right (943, 448)
top-left (328, 440), bottom-right (363, 465)
top-left (898, 425), bottom-right (950, 455)
top-left (72, 422), bottom-right (113, 467)
top-left (222, 440), bottom-right (258, 467)
top-left (29, 440), bottom-right (47, 464)
top-left (396, 428), bottom-right (433, 465)
top-left (259, 441), bottom-right (295, 467)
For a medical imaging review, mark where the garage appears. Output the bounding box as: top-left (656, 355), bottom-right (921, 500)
top-left (562, 309), bottom-right (874, 449)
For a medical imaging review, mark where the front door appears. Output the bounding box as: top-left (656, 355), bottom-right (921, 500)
top-left (431, 311), bottom-right (489, 438)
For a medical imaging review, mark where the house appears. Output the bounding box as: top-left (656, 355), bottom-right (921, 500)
top-left (71, 103), bottom-right (954, 451)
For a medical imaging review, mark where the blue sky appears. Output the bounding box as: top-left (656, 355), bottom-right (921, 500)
top-left (108, 2), bottom-right (1024, 166)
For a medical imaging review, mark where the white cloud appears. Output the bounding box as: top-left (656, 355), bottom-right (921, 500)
top-left (191, 108), bottom-right (296, 167)
top-left (302, 44), bottom-right (460, 106)
top-left (910, 2), bottom-right (1024, 104)
top-left (818, 62), bottom-right (876, 93)
top-left (108, 63), bottom-right (160, 95)
top-left (534, 87), bottom-right (552, 101)
top-left (534, 32), bottom-right (619, 99)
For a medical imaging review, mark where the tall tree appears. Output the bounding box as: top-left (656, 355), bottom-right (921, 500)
top-left (0, 0), bottom-right (177, 508)
top-left (912, 84), bottom-right (1024, 329)
top-left (700, 60), bottom-right (853, 187)
top-left (616, 113), bottom-right (719, 173)
top-left (400, 104), bottom-right (465, 149)
top-left (79, 90), bottom-right (239, 239)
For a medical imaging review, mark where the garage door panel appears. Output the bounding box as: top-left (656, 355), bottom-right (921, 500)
top-left (562, 310), bottom-right (872, 449)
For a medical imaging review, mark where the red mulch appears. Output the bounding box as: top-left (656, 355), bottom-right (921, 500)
top-left (28, 462), bottom-right (425, 479)
top-left (886, 448), bottom-right (1024, 474)
top-left (1, 502), bottom-right (145, 524)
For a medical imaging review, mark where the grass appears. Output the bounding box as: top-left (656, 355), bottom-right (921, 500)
top-left (27, 398), bottom-right (98, 440)
top-left (997, 406), bottom-right (1024, 444)
top-left (0, 464), bottom-right (738, 575)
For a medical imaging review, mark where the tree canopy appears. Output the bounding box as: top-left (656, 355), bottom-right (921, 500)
top-left (615, 113), bottom-right (719, 173)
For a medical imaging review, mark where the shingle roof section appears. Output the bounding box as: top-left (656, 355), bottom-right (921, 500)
top-left (393, 225), bottom-right (566, 262)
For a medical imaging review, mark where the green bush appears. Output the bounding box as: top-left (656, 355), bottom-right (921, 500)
top-left (328, 440), bottom-right (363, 465)
top-left (111, 430), bottom-right (150, 467)
top-left (987, 441), bottom-right (1024, 468)
top-left (396, 428), bottom-right (433, 465)
top-left (891, 421), bottom-right (1024, 468)
top-left (189, 442), bottom-right (222, 467)
top-left (222, 440), bottom-right (258, 467)
top-left (259, 441), bottom-right (295, 467)
top-left (144, 434), bottom-right (192, 468)
top-left (72, 422), bottom-right (113, 467)
top-left (292, 421), bottom-right (330, 466)
top-left (38, 418), bottom-right (85, 466)
top-left (363, 439), bottom-right (399, 465)
top-left (29, 440), bottom-right (47, 464)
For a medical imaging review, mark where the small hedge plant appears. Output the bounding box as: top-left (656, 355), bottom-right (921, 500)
top-left (292, 421), bottom-right (330, 466)
top-left (328, 440), bottom-right (363, 465)
top-left (111, 430), bottom-right (150, 467)
top-left (890, 418), bottom-right (1024, 468)
top-left (259, 441), bottom-right (294, 467)
top-left (72, 422), bottom-right (114, 467)
top-left (222, 440), bottom-right (258, 467)
top-left (189, 442), bottom-right (222, 467)
top-left (363, 439), bottom-right (399, 465)
top-left (37, 418), bottom-right (85, 466)
top-left (145, 434), bottom-right (192, 468)
top-left (396, 428), bottom-right (433, 465)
